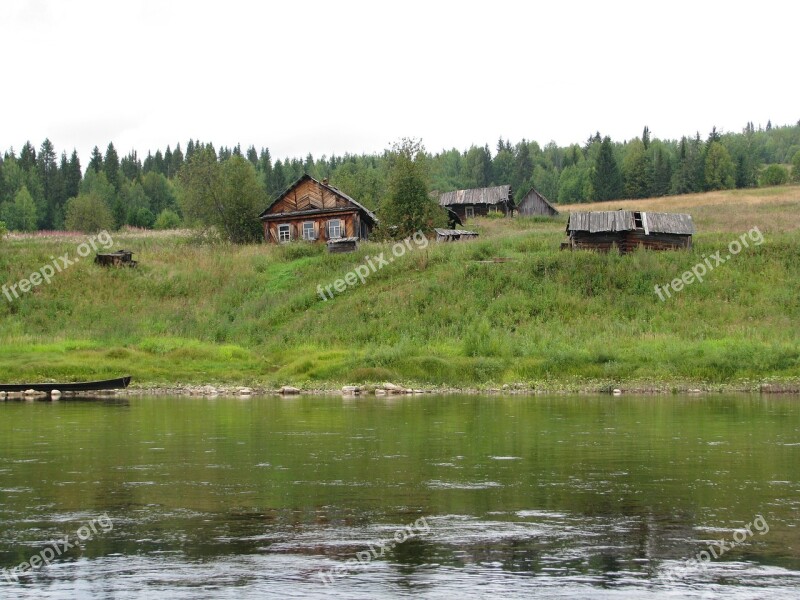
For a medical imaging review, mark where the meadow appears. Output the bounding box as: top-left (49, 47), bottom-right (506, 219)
top-left (1, 186), bottom-right (798, 391)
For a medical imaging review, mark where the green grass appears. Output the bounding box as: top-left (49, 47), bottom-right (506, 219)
top-left (1, 188), bottom-right (799, 390)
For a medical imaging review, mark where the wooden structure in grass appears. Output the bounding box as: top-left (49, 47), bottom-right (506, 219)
top-left (515, 188), bottom-right (559, 216)
top-left (564, 210), bottom-right (694, 253)
top-left (95, 250), bottom-right (137, 267)
top-left (439, 185), bottom-right (513, 221)
top-left (258, 174), bottom-right (377, 244)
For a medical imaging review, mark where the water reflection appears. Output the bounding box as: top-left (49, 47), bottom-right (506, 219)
top-left (0, 394), bottom-right (799, 598)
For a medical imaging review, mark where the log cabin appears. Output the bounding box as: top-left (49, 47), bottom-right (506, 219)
top-left (439, 185), bottom-right (513, 221)
top-left (564, 210), bottom-right (694, 253)
top-left (258, 174), bottom-right (377, 244)
top-left (515, 187), bottom-right (559, 216)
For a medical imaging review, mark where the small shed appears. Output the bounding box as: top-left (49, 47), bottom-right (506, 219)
top-left (327, 237), bottom-right (359, 253)
top-left (434, 228), bottom-right (479, 242)
top-left (564, 210), bottom-right (694, 253)
top-left (516, 188), bottom-right (559, 217)
top-left (95, 250), bottom-right (137, 267)
top-left (439, 185), bottom-right (513, 221)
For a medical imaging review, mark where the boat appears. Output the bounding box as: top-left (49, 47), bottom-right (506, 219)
top-left (0, 376), bottom-right (131, 393)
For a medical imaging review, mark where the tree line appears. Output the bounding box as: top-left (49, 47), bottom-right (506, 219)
top-left (1, 120), bottom-right (799, 236)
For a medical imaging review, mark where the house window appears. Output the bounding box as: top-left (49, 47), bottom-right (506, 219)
top-left (327, 219), bottom-right (342, 239)
top-left (465, 206), bottom-right (474, 219)
top-left (302, 221), bottom-right (315, 240)
top-left (278, 224), bottom-right (290, 242)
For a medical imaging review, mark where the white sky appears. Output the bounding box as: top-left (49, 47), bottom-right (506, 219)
top-left (3, 0), bottom-right (797, 164)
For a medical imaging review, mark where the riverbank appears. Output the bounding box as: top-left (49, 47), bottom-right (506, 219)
top-left (1, 186), bottom-right (799, 388)
top-left (48, 377), bottom-right (800, 398)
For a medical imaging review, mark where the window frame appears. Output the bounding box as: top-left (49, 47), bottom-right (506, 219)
top-left (327, 219), bottom-right (342, 239)
top-left (465, 206), bottom-right (475, 219)
top-left (278, 223), bottom-right (291, 242)
top-left (302, 221), bottom-right (316, 240)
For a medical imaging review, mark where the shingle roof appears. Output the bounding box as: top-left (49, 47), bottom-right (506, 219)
top-left (567, 211), bottom-right (694, 234)
top-left (439, 185), bottom-right (512, 206)
top-left (258, 174), bottom-right (378, 224)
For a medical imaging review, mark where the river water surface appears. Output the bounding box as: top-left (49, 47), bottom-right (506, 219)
top-left (1, 394), bottom-right (799, 598)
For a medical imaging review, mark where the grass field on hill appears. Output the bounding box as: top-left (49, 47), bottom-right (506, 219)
top-left (1, 186), bottom-right (799, 391)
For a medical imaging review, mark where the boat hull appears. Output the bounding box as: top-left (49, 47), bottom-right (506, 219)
top-left (0, 376), bottom-right (131, 393)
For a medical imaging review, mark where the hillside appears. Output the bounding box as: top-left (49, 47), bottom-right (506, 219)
top-left (1, 186), bottom-right (799, 391)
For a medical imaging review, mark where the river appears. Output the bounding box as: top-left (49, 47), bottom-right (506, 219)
top-left (1, 394), bottom-right (798, 598)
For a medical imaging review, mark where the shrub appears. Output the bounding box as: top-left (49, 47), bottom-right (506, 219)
top-left (0, 220), bottom-right (7, 239)
top-left (759, 164), bottom-right (789, 187)
top-left (154, 208), bottom-right (182, 230)
top-left (65, 192), bottom-right (115, 232)
top-left (791, 151), bottom-right (800, 184)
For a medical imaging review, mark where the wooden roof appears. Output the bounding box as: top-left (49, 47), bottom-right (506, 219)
top-left (567, 211), bottom-right (694, 235)
top-left (518, 188), bottom-right (559, 214)
top-left (434, 228), bottom-right (478, 236)
top-left (439, 185), bottom-right (512, 207)
top-left (258, 174), bottom-right (378, 224)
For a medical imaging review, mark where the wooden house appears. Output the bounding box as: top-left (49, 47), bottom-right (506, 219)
top-left (439, 185), bottom-right (513, 221)
top-left (258, 175), bottom-right (377, 244)
top-left (515, 188), bottom-right (559, 216)
top-left (564, 210), bottom-right (694, 253)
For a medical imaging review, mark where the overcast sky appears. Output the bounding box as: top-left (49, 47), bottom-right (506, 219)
top-left (3, 0), bottom-right (797, 164)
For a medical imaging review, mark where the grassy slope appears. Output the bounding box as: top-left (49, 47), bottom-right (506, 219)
top-left (1, 186), bottom-right (799, 390)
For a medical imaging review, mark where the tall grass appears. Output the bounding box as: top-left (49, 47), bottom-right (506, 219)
top-left (0, 187), bottom-right (798, 388)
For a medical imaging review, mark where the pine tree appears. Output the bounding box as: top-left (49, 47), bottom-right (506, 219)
top-left (37, 138), bottom-right (59, 228)
top-left (259, 148), bottom-right (274, 191)
top-left (168, 144), bottom-right (183, 177)
top-left (89, 146), bottom-right (103, 173)
top-left (65, 150), bottom-right (82, 199)
top-left (164, 146), bottom-right (173, 177)
top-left (19, 142), bottom-right (36, 172)
top-left (153, 150), bottom-right (165, 175)
top-left (642, 126), bottom-right (651, 150)
top-left (104, 142), bottom-right (120, 189)
top-left (512, 140), bottom-right (534, 198)
top-left (591, 136), bottom-right (622, 201)
top-left (121, 151), bottom-right (142, 181)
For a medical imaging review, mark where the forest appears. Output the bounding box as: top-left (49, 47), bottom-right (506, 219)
top-left (1, 120), bottom-right (799, 234)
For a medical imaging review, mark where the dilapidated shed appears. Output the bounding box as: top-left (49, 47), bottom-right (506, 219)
top-left (564, 210), bottom-right (694, 253)
top-left (516, 188), bottom-right (559, 217)
top-left (434, 228), bottom-right (479, 242)
top-left (439, 185), bottom-right (513, 221)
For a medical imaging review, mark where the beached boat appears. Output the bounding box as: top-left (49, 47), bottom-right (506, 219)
top-left (0, 376), bottom-right (131, 393)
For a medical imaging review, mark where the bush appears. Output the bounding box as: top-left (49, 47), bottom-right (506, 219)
top-left (0, 220), bottom-right (7, 239)
top-left (759, 164), bottom-right (789, 187)
top-left (65, 192), bottom-right (115, 232)
top-left (154, 208), bottom-right (182, 230)
top-left (791, 151), bottom-right (800, 184)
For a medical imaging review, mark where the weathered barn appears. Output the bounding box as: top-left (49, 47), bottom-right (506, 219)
top-left (439, 185), bottom-right (513, 221)
top-left (434, 228), bottom-right (479, 242)
top-left (564, 210), bottom-right (694, 253)
top-left (258, 175), bottom-right (377, 244)
top-left (516, 188), bottom-right (559, 216)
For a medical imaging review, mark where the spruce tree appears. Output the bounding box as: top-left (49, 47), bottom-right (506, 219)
top-left (591, 136), bottom-right (622, 201)
top-left (89, 146), bottom-right (103, 173)
top-left (104, 142), bottom-right (120, 189)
